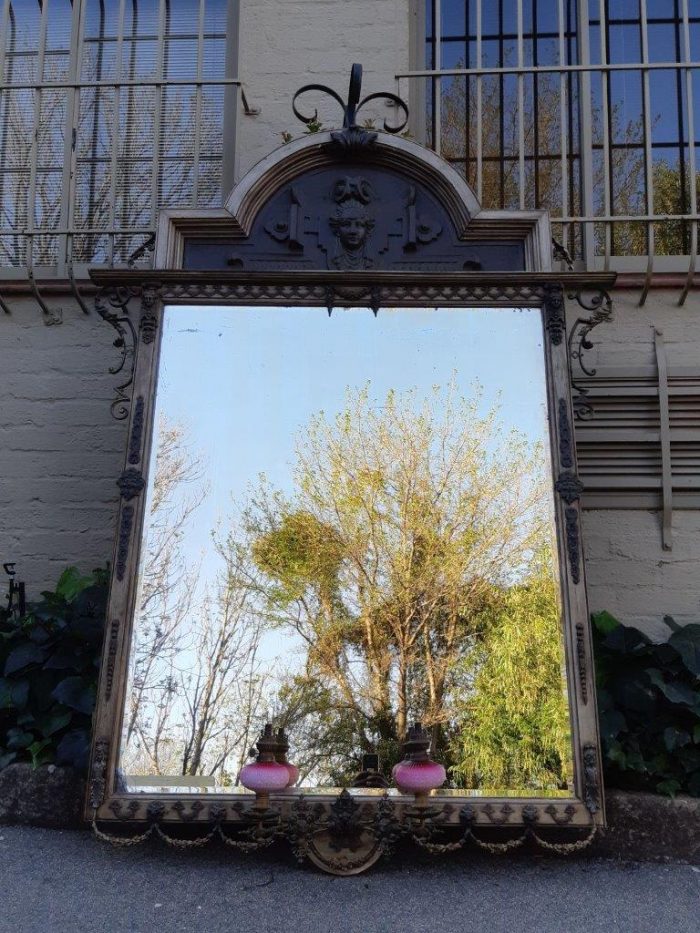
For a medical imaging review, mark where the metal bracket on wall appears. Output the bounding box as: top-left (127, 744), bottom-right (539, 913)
top-left (27, 265), bottom-right (62, 325)
top-left (68, 257), bottom-right (92, 316)
top-left (94, 286), bottom-right (139, 420)
top-left (654, 328), bottom-right (673, 551)
top-left (566, 286), bottom-right (614, 420)
top-left (240, 88), bottom-right (260, 116)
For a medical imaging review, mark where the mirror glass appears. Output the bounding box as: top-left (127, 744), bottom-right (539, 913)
top-left (118, 304), bottom-right (573, 797)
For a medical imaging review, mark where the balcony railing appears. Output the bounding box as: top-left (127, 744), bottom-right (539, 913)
top-left (399, 0), bottom-right (700, 304)
top-left (0, 0), bottom-right (237, 309)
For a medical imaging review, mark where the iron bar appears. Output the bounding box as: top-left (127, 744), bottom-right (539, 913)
top-left (0, 77), bottom-right (242, 89)
top-left (654, 328), bottom-right (673, 551)
top-left (396, 61), bottom-right (700, 78)
top-left (638, 0), bottom-right (655, 306)
top-left (679, 0), bottom-right (698, 306)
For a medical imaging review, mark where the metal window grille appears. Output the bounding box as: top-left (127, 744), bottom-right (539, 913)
top-left (0, 0), bottom-right (237, 272)
top-left (402, 0), bottom-right (700, 291)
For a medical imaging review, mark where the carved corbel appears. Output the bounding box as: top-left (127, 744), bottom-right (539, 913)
top-left (96, 283), bottom-right (161, 419)
top-left (567, 286), bottom-right (614, 420)
top-left (95, 286), bottom-right (139, 421)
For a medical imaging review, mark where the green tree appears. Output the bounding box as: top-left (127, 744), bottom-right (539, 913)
top-left (451, 548), bottom-right (572, 790)
top-left (232, 382), bottom-right (561, 784)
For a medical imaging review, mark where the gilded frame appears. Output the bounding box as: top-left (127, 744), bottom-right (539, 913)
top-left (87, 133), bottom-right (615, 874)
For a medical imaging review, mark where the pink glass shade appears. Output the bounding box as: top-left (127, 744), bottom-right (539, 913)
top-left (282, 762), bottom-right (300, 788)
top-left (393, 759), bottom-right (446, 795)
top-left (239, 760), bottom-right (290, 794)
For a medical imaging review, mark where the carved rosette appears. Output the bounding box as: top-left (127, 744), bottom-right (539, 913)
top-left (555, 472), bottom-right (584, 505)
top-left (116, 468), bottom-right (146, 501)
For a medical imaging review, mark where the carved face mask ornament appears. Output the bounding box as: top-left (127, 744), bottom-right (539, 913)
top-left (329, 176), bottom-right (376, 270)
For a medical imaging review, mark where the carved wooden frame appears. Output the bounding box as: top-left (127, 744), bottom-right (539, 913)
top-left (87, 133), bottom-right (615, 874)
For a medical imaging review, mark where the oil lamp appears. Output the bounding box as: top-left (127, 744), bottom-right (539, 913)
top-left (392, 722), bottom-right (446, 803)
top-left (275, 727), bottom-right (300, 788)
top-left (239, 723), bottom-right (290, 807)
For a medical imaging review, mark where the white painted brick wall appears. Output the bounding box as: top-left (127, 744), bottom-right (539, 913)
top-left (570, 287), bottom-right (700, 635)
top-left (583, 510), bottom-right (700, 639)
top-left (235, 0), bottom-right (411, 177)
top-left (0, 2), bottom-right (698, 636)
top-left (0, 295), bottom-right (127, 598)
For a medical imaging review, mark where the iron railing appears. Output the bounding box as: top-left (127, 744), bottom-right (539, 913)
top-left (397, 0), bottom-right (700, 303)
top-left (0, 0), bottom-right (238, 284)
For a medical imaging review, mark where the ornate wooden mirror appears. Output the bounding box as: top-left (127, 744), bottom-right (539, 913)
top-left (88, 67), bottom-right (614, 875)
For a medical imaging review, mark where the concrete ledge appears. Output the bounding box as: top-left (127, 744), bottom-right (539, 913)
top-left (592, 789), bottom-right (700, 864)
top-left (0, 764), bottom-right (86, 829)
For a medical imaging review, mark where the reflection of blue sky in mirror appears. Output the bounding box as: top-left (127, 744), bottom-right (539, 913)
top-left (143, 304), bottom-right (552, 665)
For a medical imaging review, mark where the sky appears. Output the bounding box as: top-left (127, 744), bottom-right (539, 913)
top-left (135, 303), bottom-right (554, 674)
top-left (147, 304), bottom-right (552, 566)
top-left (124, 304), bottom-right (566, 781)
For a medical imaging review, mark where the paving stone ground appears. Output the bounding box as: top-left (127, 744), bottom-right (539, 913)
top-left (1, 825), bottom-right (698, 933)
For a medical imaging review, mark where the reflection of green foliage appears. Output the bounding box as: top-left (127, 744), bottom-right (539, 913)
top-left (238, 382), bottom-right (563, 786)
top-left (451, 550), bottom-right (572, 791)
top-left (275, 674), bottom-right (401, 786)
top-left (253, 510), bottom-right (344, 605)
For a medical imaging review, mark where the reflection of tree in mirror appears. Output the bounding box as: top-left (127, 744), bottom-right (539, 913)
top-left (124, 418), bottom-right (204, 771)
top-left (123, 385), bottom-right (572, 792)
top-left (226, 382), bottom-right (570, 789)
top-left (452, 546), bottom-right (572, 791)
top-left (122, 418), bottom-right (269, 784)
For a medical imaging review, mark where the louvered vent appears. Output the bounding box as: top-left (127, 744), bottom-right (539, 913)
top-left (575, 374), bottom-right (700, 509)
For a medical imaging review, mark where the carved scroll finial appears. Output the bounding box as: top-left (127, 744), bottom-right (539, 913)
top-left (292, 63), bottom-right (409, 153)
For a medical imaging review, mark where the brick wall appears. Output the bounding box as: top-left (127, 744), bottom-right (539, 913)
top-left (235, 0), bottom-right (412, 178)
top-left (0, 295), bottom-right (127, 598)
top-left (0, 1), bottom-right (698, 636)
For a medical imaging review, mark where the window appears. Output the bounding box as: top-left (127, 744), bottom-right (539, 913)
top-left (0, 0), bottom-right (235, 268)
top-left (422, 1), bottom-right (700, 262)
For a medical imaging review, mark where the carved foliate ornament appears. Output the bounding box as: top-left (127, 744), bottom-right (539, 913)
top-left (116, 468), bottom-right (146, 501)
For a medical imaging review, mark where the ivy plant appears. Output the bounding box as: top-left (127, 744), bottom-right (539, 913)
top-left (0, 567), bottom-right (107, 773)
top-left (593, 611), bottom-right (700, 797)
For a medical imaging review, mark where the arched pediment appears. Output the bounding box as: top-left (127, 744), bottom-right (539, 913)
top-left (174, 132), bottom-right (550, 274)
top-left (224, 131), bottom-right (480, 237)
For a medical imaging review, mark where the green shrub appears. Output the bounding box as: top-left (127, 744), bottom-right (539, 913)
top-left (593, 611), bottom-right (700, 797)
top-left (0, 567), bottom-right (107, 773)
